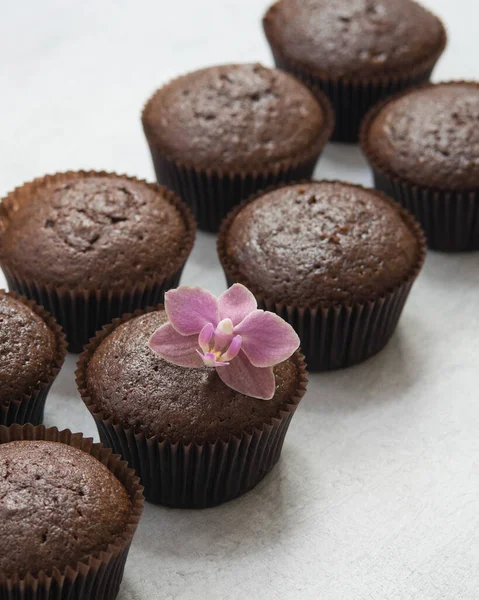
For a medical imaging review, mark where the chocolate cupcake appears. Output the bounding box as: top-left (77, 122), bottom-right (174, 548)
top-left (77, 284), bottom-right (307, 508)
top-left (0, 171), bottom-right (196, 352)
top-left (263, 0), bottom-right (446, 142)
top-left (0, 424), bottom-right (143, 600)
top-left (142, 63), bottom-right (334, 232)
top-left (0, 290), bottom-right (66, 425)
top-left (218, 181), bottom-right (426, 371)
top-left (361, 81), bottom-right (479, 251)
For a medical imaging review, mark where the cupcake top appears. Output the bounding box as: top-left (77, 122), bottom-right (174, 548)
top-left (363, 82), bottom-right (479, 190)
top-left (0, 291), bottom-right (57, 404)
top-left (221, 182), bottom-right (421, 306)
top-left (263, 0), bottom-right (446, 78)
top-left (142, 63), bottom-right (328, 171)
top-left (85, 309), bottom-right (300, 442)
top-left (0, 440), bottom-right (131, 576)
top-left (0, 174), bottom-right (194, 288)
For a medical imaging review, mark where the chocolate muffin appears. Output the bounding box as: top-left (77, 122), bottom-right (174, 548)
top-left (0, 441), bottom-right (131, 576)
top-left (0, 425), bottom-right (144, 600)
top-left (0, 290), bottom-right (66, 425)
top-left (142, 63), bottom-right (334, 231)
top-left (361, 82), bottom-right (479, 251)
top-left (263, 0), bottom-right (446, 142)
top-left (218, 181), bottom-right (426, 370)
top-left (0, 171), bottom-right (196, 351)
top-left (77, 307), bottom-right (307, 507)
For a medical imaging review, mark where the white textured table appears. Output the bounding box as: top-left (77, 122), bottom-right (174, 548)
top-left (1, 1), bottom-right (478, 598)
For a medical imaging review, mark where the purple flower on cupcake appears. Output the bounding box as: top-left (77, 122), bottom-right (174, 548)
top-left (149, 283), bottom-right (300, 400)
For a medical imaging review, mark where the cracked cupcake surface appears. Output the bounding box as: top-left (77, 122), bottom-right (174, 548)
top-left (364, 83), bottom-right (479, 190)
top-left (0, 292), bottom-right (56, 404)
top-left (142, 63), bottom-right (327, 170)
top-left (263, 0), bottom-right (445, 79)
top-left (0, 440), bottom-right (131, 577)
top-left (222, 182), bottom-right (421, 306)
top-left (0, 175), bottom-right (190, 287)
top-left (85, 309), bottom-right (300, 441)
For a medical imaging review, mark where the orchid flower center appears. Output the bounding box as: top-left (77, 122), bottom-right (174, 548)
top-left (197, 319), bottom-right (242, 367)
top-left (217, 318), bottom-right (234, 335)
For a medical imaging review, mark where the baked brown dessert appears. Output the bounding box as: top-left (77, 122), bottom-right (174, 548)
top-left (142, 63), bottom-right (334, 231)
top-left (364, 83), bottom-right (479, 189)
top-left (218, 181), bottom-right (426, 370)
top-left (0, 171), bottom-right (196, 351)
top-left (86, 310), bottom-right (299, 441)
top-left (0, 290), bottom-right (66, 425)
top-left (1, 175), bottom-right (191, 288)
top-left (77, 306), bottom-right (307, 507)
top-left (263, 0), bottom-right (446, 141)
top-left (0, 425), bottom-right (144, 600)
top-left (0, 440), bottom-right (131, 577)
top-left (361, 82), bottom-right (479, 251)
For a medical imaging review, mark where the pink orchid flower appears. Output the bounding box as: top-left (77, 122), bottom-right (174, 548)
top-left (148, 284), bottom-right (300, 400)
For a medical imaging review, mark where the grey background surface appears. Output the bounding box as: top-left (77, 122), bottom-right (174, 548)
top-left (1, 1), bottom-right (478, 598)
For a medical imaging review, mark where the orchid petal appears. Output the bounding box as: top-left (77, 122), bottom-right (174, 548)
top-left (197, 350), bottom-right (229, 367)
top-left (216, 350), bottom-right (275, 400)
top-left (234, 310), bottom-right (300, 367)
top-left (199, 323), bottom-right (214, 353)
top-left (221, 335), bottom-right (242, 361)
top-left (165, 287), bottom-right (219, 335)
top-left (149, 323), bottom-right (203, 368)
top-left (218, 283), bottom-right (257, 326)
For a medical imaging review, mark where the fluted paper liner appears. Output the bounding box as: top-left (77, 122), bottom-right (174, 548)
top-left (0, 291), bottom-right (67, 426)
top-left (0, 424), bottom-right (144, 600)
top-left (263, 3), bottom-right (447, 143)
top-left (217, 180), bottom-right (427, 371)
top-left (76, 306), bottom-right (308, 508)
top-left (360, 81), bottom-right (479, 251)
top-left (142, 76), bottom-right (334, 232)
top-left (0, 171), bottom-right (196, 352)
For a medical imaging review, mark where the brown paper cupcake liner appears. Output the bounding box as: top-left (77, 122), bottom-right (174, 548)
top-left (263, 10), bottom-right (447, 143)
top-left (0, 171), bottom-right (196, 353)
top-left (0, 424), bottom-right (144, 600)
top-left (76, 306), bottom-right (308, 508)
top-left (360, 82), bottom-right (479, 252)
top-left (0, 291), bottom-right (67, 426)
top-left (142, 84), bottom-right (334, 233)
top-left (217, 180), bottom-right (427, 371)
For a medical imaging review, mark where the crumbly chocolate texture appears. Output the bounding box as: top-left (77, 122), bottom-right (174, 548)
top-left (0, 440), bottom-right (131, 576)
top-left (224, 182), bottom-right (420, 306)
top-left (142, 63), bottom-right (325, 170)
top-left (366, 83), bottom-right (479, 190)
top-left (0, 292), bottom-right (56, 404)
top-left (0, 176), bottom-right (188, 287)
top-left (263, 0), bottom-right (445, 78)
top-left (86, 311), bottom-right (300, 442)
